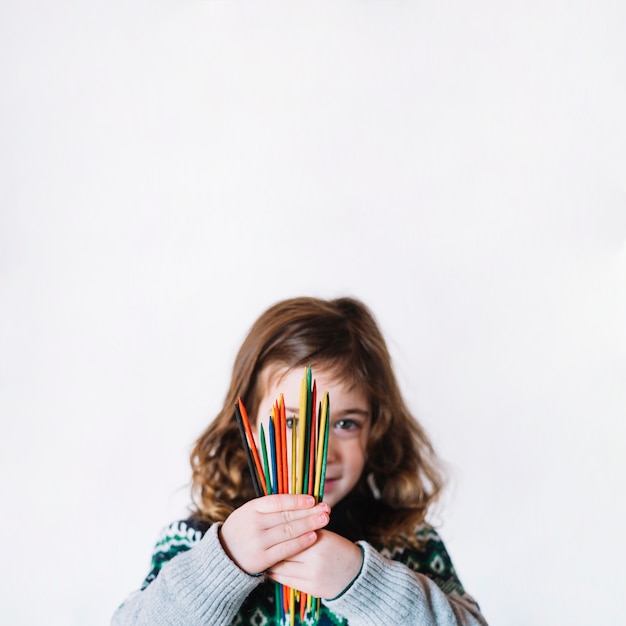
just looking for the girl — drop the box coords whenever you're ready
[112,297,488,625]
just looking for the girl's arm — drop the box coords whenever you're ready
[269,529,487,626]
[325,539,488,626]
[111,523,262,626]
[112,495,329,626]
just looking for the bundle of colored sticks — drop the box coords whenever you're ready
[235,366,330,625]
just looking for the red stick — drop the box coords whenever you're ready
[308,381,317,495]
[280,395,289,493]
[274,401,282,494]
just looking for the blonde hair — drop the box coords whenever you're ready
[189,297,444,542]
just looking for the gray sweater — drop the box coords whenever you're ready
[112,522,488,625]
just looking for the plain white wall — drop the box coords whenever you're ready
[1,2,625,625]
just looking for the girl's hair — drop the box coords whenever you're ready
[189,296,445,542]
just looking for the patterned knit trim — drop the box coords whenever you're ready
[376,525,467,597]
[140,520,204,590]
[232,582,348,626]
[140,519,470,619]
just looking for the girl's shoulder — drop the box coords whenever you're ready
[140,518,211,590]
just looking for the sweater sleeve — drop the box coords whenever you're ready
[324,539,488,626]
[111,522,263,626]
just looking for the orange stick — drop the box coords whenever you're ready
[237,398,267,495]
[300,591,307,622]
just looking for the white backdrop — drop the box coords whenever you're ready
[1,2,625,625]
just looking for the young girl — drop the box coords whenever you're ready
[112,297,488,625]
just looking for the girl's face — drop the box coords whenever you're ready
[254,366,371,507]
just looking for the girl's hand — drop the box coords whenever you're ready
[267,530,363,599]
[219,494,330,575]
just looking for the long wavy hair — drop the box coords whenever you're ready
[189,296,445,543]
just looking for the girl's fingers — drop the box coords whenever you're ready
[261,507,329,547]
[253,493,317,513]
[266,531,364,599]
[263,529,319,565]
[259,502,330,530]
[252,494,330,537]
[219,495,329,574]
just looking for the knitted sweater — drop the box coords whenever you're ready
[112,509,487,626]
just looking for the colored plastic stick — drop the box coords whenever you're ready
[319,394,331,501]
[260,424,271,495]
[269,415,278,494]
[237,398,267,495]
[297,369,307,493]
[291,409,297,494]
[234,404,262,497]
[273,403,282,494]
[280,395,288,494]
[308,380,317,495]
[274,582,282,624]
[314,393,329,499]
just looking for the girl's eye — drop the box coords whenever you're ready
[331,418,364,438]
[286,416,298,429]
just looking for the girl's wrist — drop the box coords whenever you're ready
[218,522,266,577]
[328,543,365,600]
